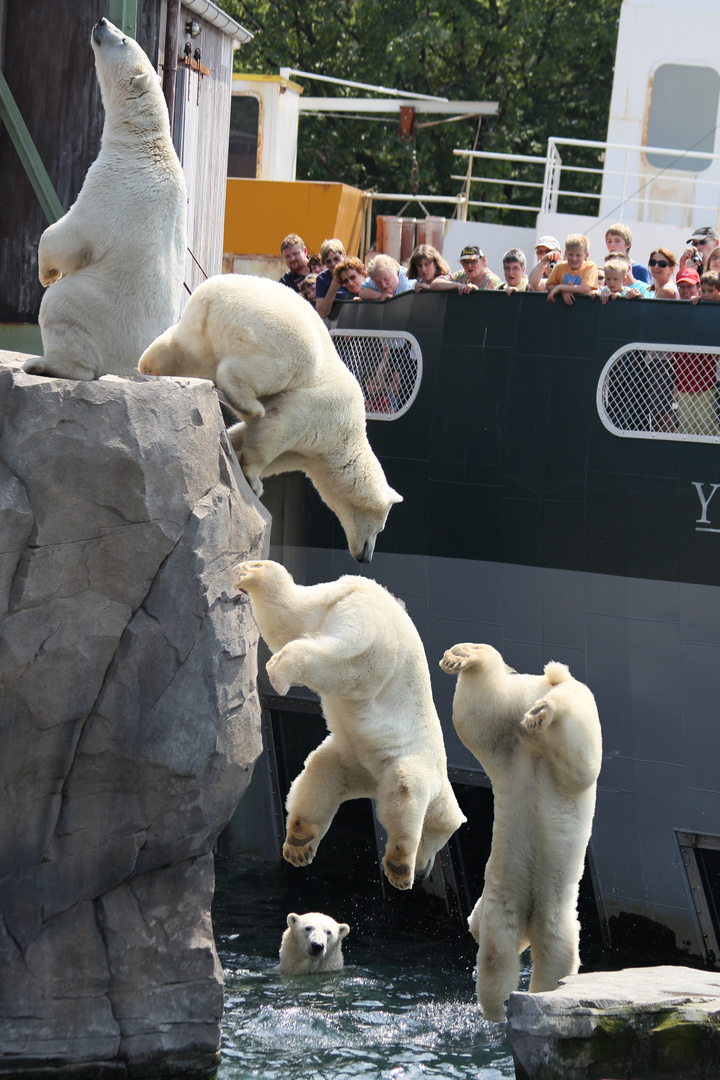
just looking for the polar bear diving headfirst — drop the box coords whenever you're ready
[440,643,602,1022]
[234,560,465,890]
[139,274,403,562]
[23,18,186,382]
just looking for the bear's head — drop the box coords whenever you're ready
[91,18,170,140]
[333,486,403,564]
[286,912,350,959]
[233,560,291,599]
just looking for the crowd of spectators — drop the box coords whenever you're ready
[279,224,720,310]
[277,224,720,433]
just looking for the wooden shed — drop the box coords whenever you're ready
[0,0,251,350]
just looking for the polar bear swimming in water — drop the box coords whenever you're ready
[140,274,402,562]
[234,559,465,889]
[23,18,186,381]
[440,642,602,1021]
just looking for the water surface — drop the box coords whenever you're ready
[214,856,521,1080]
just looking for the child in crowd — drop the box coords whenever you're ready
[605,223,651,285]
[596,266,606,289]
[598,258,629,302]
[363,373,393,413]
[298,274,317,302]
[307,253,322,274]
[691,271,720,303]
[546,234,598,305]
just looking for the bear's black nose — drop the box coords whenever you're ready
[310,942,324,955]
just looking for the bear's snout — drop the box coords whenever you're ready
[308,940,325,956]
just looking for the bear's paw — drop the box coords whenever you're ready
[522,697,555,732]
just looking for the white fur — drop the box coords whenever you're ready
[235,560,466,890]
[277,912,350,975]
[23,18,186,381]
[439,643,602,1021]
[139,274,402,562]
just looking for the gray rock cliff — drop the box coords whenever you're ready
[0,354,270,1077]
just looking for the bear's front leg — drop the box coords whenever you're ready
[37,215,94,287]
[266,644,304,697]
[522,696,557,733]
[439,642,486,676]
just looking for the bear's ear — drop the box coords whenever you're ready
[130,71,152,94]
[287,913,300,928]
[338,923,350,939]
[388,487,403,505]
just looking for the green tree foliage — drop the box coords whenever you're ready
[219,0,622,223]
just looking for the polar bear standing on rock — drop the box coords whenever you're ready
[234,560,465,889]
[139,274,402,563]
[277,912,350,974]
[439,643,602,1022]
[23,18,186,381]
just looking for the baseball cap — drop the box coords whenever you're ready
[535,235,560,251]
[687,226,719,244]
[459,245,483,261]
[676,268,701,284]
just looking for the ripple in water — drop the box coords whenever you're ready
[219,952,520,1079]
[214,856,525,1080]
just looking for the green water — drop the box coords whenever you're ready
[213,857,522,1080]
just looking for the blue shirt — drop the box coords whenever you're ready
[315,268,348,301]
[360,267,414,297]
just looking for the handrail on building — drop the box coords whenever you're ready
[453,137,720,219]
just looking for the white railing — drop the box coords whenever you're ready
[453,137,720,221]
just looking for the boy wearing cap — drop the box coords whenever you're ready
[676,268,702,301]
[545,234,598,305]
[431,245,501,292]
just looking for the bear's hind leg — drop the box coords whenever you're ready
[474,897,525,1022]
[414,786,466,877]
[527,909,580,993]
[376,763,432,891]
[284,736,374,867]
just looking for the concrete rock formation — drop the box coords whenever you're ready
[0,355,270,1077]
[507,965,720,1080]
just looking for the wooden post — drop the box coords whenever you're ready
[163,0,181,125]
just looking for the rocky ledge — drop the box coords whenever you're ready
[507,964,720,1080]
[0,355,270,1078]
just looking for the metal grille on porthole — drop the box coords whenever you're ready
[597,343,720,442]
[330,330,423,420]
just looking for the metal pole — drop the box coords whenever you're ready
[163,0,181,125]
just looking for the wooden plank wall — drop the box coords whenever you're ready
[174,7,233,294]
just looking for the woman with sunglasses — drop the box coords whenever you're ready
[629,248,677,299]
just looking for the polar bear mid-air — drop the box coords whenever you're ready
[23,18,186,381]
[139,274,402,562]
[440,643,602,1021]
[234,560,465,889]
[277,912,350,974]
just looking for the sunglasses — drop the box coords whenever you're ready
[693,238,713,246]
[461,257,480,265]
[648,258,670,268]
